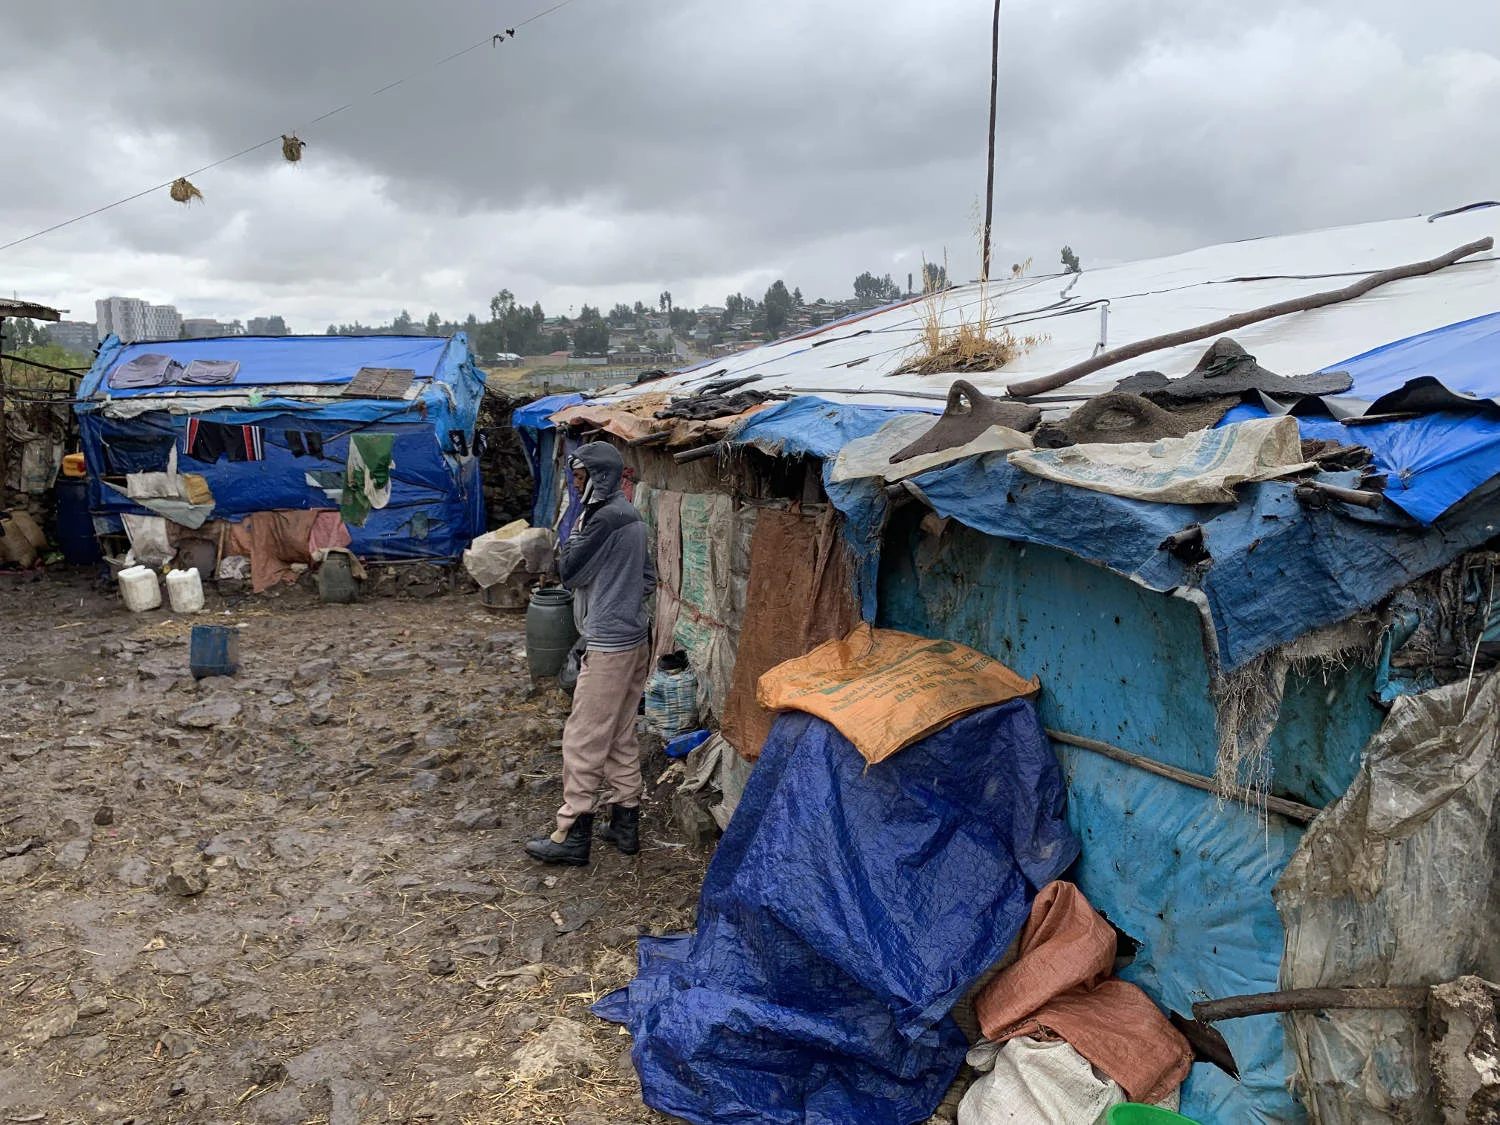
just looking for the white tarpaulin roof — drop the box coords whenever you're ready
[594,204,1500,411]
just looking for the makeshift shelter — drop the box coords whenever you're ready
[74,334,486,570]
[516,205,1500,1123]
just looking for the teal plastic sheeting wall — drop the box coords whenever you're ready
[878,509,1387,1123]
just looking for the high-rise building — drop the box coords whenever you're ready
[96,296,145,343]
[44,321,99,356]
[95,296,182,343]
[143,304,182,342]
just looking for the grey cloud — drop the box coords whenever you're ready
[1,0,1496,327]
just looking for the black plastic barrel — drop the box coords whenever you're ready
[525,586,579,679]
[55,478,100,565]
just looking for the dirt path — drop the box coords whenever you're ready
[0,569,706,1124]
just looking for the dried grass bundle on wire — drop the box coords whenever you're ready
[281,134,306,163]
[169,177,203,205]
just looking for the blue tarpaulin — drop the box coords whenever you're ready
[877,521,1338,1123]
[903,459,1500,672]
[706,393,1500,672]
[511,394,585,528]
[1221,311,1500,523]
[75,335,487,561]
[595,703,1079,1125]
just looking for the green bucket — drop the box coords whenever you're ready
[1106,1106,1202,1125]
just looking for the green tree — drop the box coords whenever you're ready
[1060,245,1082,274]
[763,280,793,338]
[922,263,949,294]
[792,287,804,306]
[425,312,442,336]
[608,303,634,327]
[547,330,569,352]
[392,309,414,334]
[659,290,672,313]
[572,305,609,355]
[0,317,44,349]
[853,271,901,302]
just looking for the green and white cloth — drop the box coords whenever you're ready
[340,433,395,527]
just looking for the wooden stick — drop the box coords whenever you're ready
[1193,987,1428,1024]
[1045,728,1321,823]
[1295,481,1384,511]
[1006,237,1494,397]
[672,441,725,464]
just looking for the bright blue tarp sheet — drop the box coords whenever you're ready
[1222,311,1500,523]
[595,703,1079,1125]
[75,335,487,560]
[511,394,586,528]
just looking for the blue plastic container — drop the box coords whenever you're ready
[190,625,240,679]
[54,478,100,565]
[664,729,712,759]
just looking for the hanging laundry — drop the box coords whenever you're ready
[185,419,265,463]
[341,434,395,527]
[285,431,325,458]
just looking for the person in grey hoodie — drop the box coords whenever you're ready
[526,441,656,866]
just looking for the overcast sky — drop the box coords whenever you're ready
[2,0,1497,332]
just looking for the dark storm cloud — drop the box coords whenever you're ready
[1,0,1496,327]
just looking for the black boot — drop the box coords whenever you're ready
[525,814,593,866]
[597,804,640,856]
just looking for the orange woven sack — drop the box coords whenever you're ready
[757,623,1039,764]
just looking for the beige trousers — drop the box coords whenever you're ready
[555,642,653,834]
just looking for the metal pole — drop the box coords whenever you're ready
[0,317,8,509]
[980,0,1001,282]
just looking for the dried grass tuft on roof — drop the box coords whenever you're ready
[897,273,1047,377]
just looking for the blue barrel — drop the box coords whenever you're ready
[190,625,240,679]
[55,478,100,565]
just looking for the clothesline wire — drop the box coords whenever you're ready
[0,0,589,257]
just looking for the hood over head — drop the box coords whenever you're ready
[571,441,625,500]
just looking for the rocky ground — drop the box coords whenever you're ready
[0,568,709,1125]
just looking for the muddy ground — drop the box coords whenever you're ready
[0,568,709,1125]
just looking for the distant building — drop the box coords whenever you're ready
[247,316,289,337]
[95,296,182,343]
[181,318,242,339]
[45,321,98,356]
[144,305,182,341]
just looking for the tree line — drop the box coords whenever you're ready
[319,246,1083,361]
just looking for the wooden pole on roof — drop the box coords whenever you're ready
[980,0,1001,282]
[1005,236,1496,397]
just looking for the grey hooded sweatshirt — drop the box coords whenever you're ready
[561,442,655,652]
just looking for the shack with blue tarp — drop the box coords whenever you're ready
[516,207,1500,1124]
[74,333,487,565]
